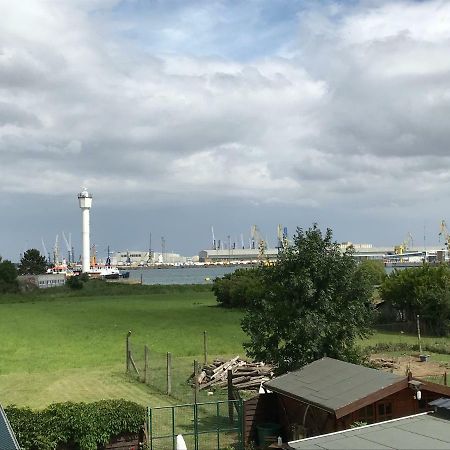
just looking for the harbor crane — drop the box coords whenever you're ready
[62,231,72,263]
[277,224,289,250]
[41,238,50,263]
[251,225,267,258]
[394,232,413,255]
[439,220,450,248]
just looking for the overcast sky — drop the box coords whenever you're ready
[1,0,450,261]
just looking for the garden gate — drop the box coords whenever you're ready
[148,399,243,450]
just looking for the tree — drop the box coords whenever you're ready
[356,259,386,287]
[212,267,264,308]
[18,248,48,275]
[0,256,19,293]
[241,225,374,374]
[380,265,450,336]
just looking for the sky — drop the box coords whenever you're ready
[1,0,450,261]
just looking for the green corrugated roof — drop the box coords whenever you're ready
[264,357,405,414]
[0,405,21,450]
[288,413,450,449]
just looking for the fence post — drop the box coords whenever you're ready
[167,352,172,395]
[194,360,199,404]
[228,369,234,423]
[144,345,149,384]
[126,331,131,373]
[203,331,208,364]
[445,371,448,386]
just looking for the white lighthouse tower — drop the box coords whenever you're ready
[78,187,93,273]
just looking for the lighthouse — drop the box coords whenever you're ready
[78,188,93,273]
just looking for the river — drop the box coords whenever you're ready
[128,266,240,285]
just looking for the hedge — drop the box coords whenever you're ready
[5,399,146,450]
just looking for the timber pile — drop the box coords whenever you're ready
[193,356,274,391]
[371,357,399,370]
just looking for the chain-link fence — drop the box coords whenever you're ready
[148,400,243,450]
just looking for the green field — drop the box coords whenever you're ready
[0,282,245,408]
[1,281,449,409]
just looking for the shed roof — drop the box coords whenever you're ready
[0,404,21,450]
[288,413,450,449]
[264,357,406,418]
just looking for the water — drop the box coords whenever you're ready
[128,263,410,285]
[128,266,240,285]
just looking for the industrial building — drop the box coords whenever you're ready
[198,243,445,265]
[111,251,191,267]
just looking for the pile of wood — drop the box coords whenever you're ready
[193,356,274,392]
[371,357,399,371]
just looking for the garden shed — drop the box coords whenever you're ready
[243,357,450,445]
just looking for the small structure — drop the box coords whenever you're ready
[0,404,20,450]
[288,412,450,449]
[243,357,450,444]
[19,273,66,289]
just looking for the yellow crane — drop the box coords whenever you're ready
[394,232,413,255]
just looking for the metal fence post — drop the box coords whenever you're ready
[167,352,172,395]
[144,345,149,384]
[126,331,131,372]
[194,402,199,450]
[194,360,199,404]
[172,406,176,450]
[203,330,208,364]
[148,407,152,450]
[228,369,234,423]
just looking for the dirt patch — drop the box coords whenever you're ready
[370,354,450,377]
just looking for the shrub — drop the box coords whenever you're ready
[5,399,146,450]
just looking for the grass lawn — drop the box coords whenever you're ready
[1,281,449,408]
[0,282,245,408]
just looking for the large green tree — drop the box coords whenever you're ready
[18,248,48,275]
[380,264,450,336]
[0,256,19,293]
[241,225,374,374]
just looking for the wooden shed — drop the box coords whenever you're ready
[243,357,450,445]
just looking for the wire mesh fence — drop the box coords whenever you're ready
[127,338,230,404]
[416,373,449,386]
[148,400,243,450]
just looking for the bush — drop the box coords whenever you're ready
[212,267,264,308]
[5,400,146,450]
[66,275,84,290]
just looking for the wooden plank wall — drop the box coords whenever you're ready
[243,393,278,446]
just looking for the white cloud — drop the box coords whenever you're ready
[1,0,450,255]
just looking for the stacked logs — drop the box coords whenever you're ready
[193,356,274,392]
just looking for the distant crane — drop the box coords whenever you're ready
[439,220,450,248]
[53,234,60,264]
[41,238,51,263]
[211,226,216,250]
[251,225,267,259]
[147,232,153,264]
[394,232,414,255]
[62,231,72,264]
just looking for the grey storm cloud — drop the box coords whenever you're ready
[2,0,450,258]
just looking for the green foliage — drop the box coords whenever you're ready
[66,275,84,290]
[5,400,145,450]
[241,224,374,374]
[357,259,386,287]
[380,264,450,336]
[0,256,19,293]
[212,267,264,308]
[18,248,48,275]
